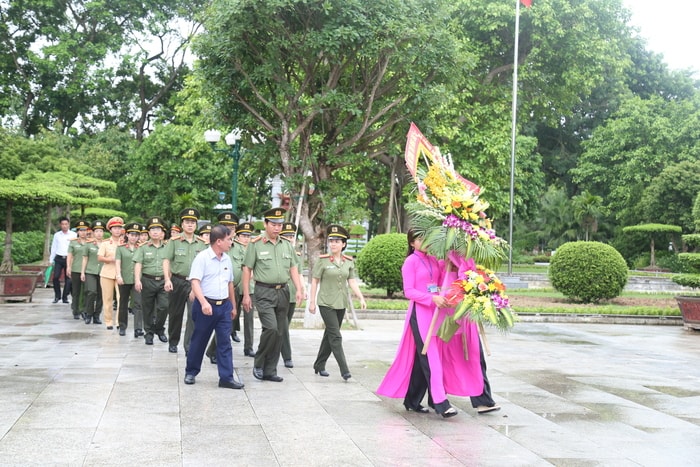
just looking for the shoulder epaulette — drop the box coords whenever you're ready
[343,254,354,261]
[250,236,263,243]
[170,234,181,241]
[319,254,330,259]
[280,236,291,242]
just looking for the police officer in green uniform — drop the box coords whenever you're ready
[134,216,169,345]
[67,220,90,320]
[279,222,303,368]
[205,211,239,363]
[163,208,207,353]
[81,220,105,324]
[309,225,366,380]
[242,208,305,382]
[116,222,145,337]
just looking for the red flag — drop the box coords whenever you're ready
[521,0,532,6]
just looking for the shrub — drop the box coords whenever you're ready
[355,233,407,298]
[548,241,628,303]
[532,255,550,263]
[0,231,45,265]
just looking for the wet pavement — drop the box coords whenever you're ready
[1,287,700,466]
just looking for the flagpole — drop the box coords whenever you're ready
[507,0,522,276]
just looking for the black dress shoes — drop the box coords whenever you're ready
[169,345,177,353]
[284,359,294,368]
[73,315,81,320]
[93,317,102,325]
[106,326,113,330]
[119,328,126,336]
[184,374,195,385]
[52,298,60,303]
[232,332,241,343]
[134,329,144,338]
[253,367,264,380]
[404,404,430,414]
[262,375,283,382]
[145,334,154,345]
[209,356,217,364]
[315,369,329,377]
[157,332,168,343]
[219,379,244,389]
[244,349,256,357]
[342,372,352,381]
[62,299,69,304]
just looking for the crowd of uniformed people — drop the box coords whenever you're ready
[49,207,365,389]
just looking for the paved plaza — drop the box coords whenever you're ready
[1,287,700,466]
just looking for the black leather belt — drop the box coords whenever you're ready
[256,282,287,289]
[55,255,67,259]
[142,273,164,281]
[171,273,188,281]
[206,298,227,306]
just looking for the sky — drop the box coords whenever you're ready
[622,0,700,75]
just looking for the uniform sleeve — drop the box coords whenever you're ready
[243,242,256,269]
[97,241,107,257]
[133,247,144,263]
[402,255,435,307]
[312,259,324,280]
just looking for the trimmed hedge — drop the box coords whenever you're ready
[549,241,628,303]
[0,231,45,265]
[355,233,407,298]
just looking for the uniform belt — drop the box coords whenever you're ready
[142,273,164,281]
[206,297,227,306]
[55,255,67,259]
[256,282,287,290]
[171,273,188,281]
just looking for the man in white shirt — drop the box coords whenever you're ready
[49,217,77,304]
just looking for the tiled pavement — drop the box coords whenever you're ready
[1,287,700,466]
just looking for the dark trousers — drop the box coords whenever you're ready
[313,306,349,374]
[186,299,234,383]
[118,283,143,331]
[206,291,244,358]
[254,286,289,377]
[84,273,103,318]
[242,293,255,353]
[280,301,296,361]
[141,277,168,336]
[53,256,71,301]
[470,340,496,408]
[404,306,450,414]
[167,276,191,346]
[70,271,84,316]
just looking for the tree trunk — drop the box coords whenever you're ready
[650,237,656,267]
[1,201,14,273]
[42,205,52,265]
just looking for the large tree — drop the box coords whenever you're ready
[195,0,461,260]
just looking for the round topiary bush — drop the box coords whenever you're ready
[549,241,628,303]
[355,233,407,297]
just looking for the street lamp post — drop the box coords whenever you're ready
[205,129,243,213]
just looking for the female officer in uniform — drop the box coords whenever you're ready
[309,225,366,380]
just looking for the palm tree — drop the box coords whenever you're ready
[572,190,605,241]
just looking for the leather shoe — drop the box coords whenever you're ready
[244,349,256,357]
[342,372,352,381]
[93,317,102,325]
[169,345,177,353]
[52,298,60,303]
[209,355,217,364]
[184,374,195,385]
[262,374,283,382]
[62,299,69,304]
[405,404,430,414]
[232,332,241,343]
[84,314,92,324]
[441,407,459,418]
[315,369,329,377]
[73,314,81,320]
[157,333,168,343]
[284,359,294,368]
[218,379,244,389]
[106,326,113,330]
[145,334,154,345]
[119,328,126,336]
[252,367,264,380]
[134,329,144,337]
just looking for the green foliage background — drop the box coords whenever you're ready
[356,233,407,298]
